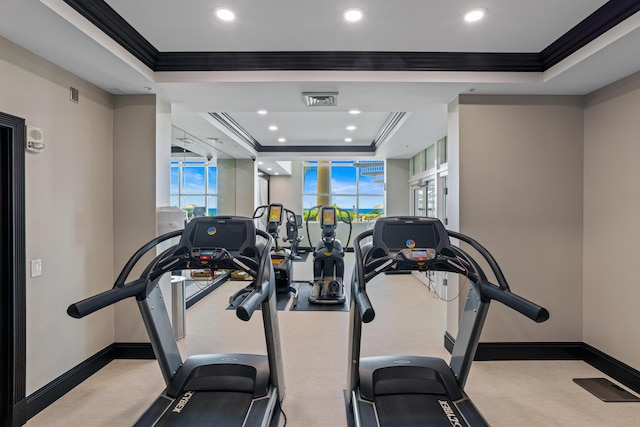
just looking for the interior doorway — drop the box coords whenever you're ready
[0,111,27,426]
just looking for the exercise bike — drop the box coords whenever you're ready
[305,205,352,304]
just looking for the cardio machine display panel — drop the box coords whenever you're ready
[191,220,249,252]
[321,208,336,226]
[268,204,283,223]
[381,223,439,251]
[373,217,451,255]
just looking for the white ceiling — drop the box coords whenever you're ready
[3,0,640,175]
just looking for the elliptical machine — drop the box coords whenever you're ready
[253,203,302,294]
[305,205,352,304]
[230,204,300,308]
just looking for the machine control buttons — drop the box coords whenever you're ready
[397,248,437,261]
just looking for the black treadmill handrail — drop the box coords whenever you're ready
[352,221,549,324]
[479,281,549,323]
[69,230,185,319]
[236,229,274,321]
[449,245,487,283]
[353,228,375,323]
[69,223,273,321]
[114,229,184,288]
[141,244,181,282]
[67,278,147,319]
[447,229,510,291]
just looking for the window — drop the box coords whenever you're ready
[170,161,217,219]
[303,160,384,221]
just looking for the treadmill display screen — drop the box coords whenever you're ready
[381,223,439,252]
[412,250,428,258]
[268,205,282,223]
[192,221,248,252]
[322,208,335,226]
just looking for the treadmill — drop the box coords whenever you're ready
[67,216,285,426]
[346,216,549,426]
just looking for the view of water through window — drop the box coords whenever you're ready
[303,160,384,221]
[170,161,217,218]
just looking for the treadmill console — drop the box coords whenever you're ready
[398,248,437,261]
[370,217,451,269]
[176,216,258,267]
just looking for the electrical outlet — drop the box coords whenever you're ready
[31,259,42,277]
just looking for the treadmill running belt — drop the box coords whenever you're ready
[375,394,469,427]
[156,391,254,426]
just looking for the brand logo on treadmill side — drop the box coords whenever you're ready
[207,226,216,236]
[173,390,194,413]
[438,400,464,427]
[406,239,416,248]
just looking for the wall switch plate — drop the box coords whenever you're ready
[31,259,42,277]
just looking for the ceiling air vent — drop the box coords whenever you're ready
[303,92,338,107]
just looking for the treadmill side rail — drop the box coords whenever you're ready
[261,280,286,402]
[242,389,279,427]
[138,284,183,387]
[352,390,378,427]
[449,283,490,388]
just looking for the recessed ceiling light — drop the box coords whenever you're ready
[344,8,363,22]
[275,172,279,175]
[269,125,278,131]
[345,138,353,142]
[278,137,286,143]
[257,109,268,115]
[258,161,264,165]
[267,167,272,171]
[215,8,235,21]
[346,125,357,131]
[349,109,362,115]
[464,8,487,22]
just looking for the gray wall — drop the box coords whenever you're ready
[453,95,585,342]
[235,159,257,217]
[0,37,116,394]
[269,162,304,246]
[386,159,411,217]
[216,158,258,217]
[113,94,171,342]
[583,71,640,369]
[217,159,237,216]
[270,161,303,212]
[446,98,462,335]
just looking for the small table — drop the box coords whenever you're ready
[171,275,187,340]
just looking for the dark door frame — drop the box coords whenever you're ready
[1,112,27,426]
